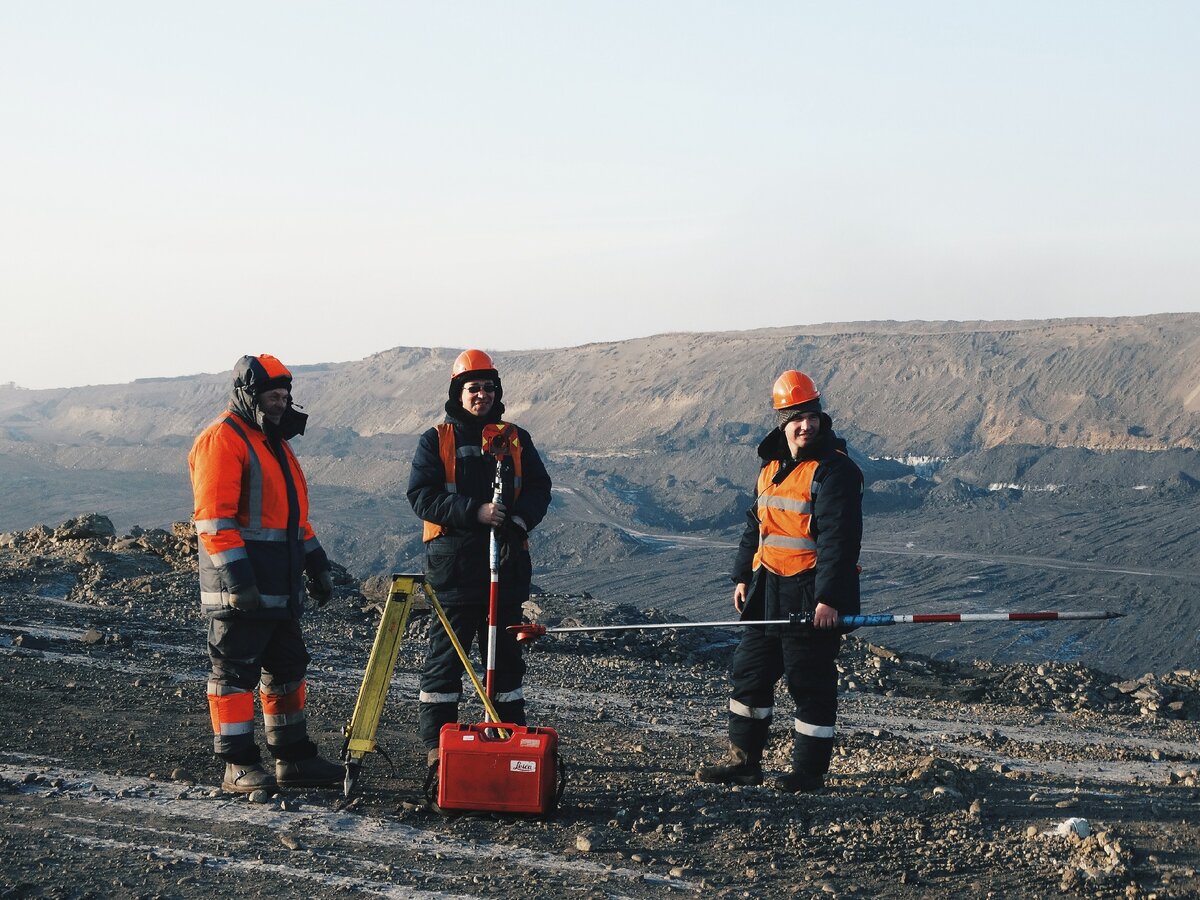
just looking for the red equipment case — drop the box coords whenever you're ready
[436,722,559,814]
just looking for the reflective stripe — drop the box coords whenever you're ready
[240,528,289,542]
[730,698,773,720]
[419,691,462,704]
[303,537,322,554]
[443,483,457,493]
[761,534,817,550]
[456,445,483,458]
[494,687,524,703]
[207,682,246,696]
[200,591,291,609]
[208,690,254,736]
[260,679,305,697]
[195,517,241,534]
[758,495,812,514]
[794,719,836,739]
[221,416,265,531]
[207,546,249,567]
[264,711,306,727]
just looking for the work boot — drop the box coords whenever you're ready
[423,748,444,813]
[222,761,277,794]
[696,746,763,786]
[276,755,343,788]
[774,771,824,793]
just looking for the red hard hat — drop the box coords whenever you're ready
[451,349,495,379]
[772,370,820,409]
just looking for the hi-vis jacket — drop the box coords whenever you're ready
[751,458,821,576]
[732,422,863,615]
[189,413,324,618]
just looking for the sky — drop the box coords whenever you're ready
[2,2,1197,390]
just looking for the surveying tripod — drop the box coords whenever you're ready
[340,572,504,798]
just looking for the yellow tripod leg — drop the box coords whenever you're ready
[340,576,509,798]
[424,585,504,728]
[340,573,423,797]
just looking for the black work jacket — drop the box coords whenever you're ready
[407,408,551,603]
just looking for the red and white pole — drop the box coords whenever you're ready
[485,475,502,704]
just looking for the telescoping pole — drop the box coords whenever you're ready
[509,609,1123,642]
[481,423,517,701]
[485,464,503,700]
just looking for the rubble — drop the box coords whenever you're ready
[0,515,1197,899]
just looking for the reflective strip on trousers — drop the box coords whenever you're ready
[261,681,307,744]
[794,718,836,739]
[494,687,524,703]
[419,691,462,704]
[730,698,773,720]
[208,691,254,735]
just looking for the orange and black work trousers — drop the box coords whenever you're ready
[206,616,315,764]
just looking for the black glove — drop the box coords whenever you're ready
[229,584,263,613]
[497,520,528,567]
[307,570,334,608]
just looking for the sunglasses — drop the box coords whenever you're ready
[464,382,496,394]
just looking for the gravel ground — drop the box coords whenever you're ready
[1,517,1198,899]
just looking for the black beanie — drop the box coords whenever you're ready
[777,397,822,428]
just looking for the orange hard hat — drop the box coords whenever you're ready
[451,349,495,379]
[772,370,820,410]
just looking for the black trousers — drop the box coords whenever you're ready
[727,622,842,776]
[418,600,527,749]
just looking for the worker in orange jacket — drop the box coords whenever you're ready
[189,354,343,793]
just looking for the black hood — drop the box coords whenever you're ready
[229,384,308,440]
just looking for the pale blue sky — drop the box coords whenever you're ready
[2,2,1197,389]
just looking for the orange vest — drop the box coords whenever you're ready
[751,458,819,577]
[422,422,524,542]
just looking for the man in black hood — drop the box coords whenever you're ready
[697,369,863,793]
[407,349,552,772]
[189,354,343,793]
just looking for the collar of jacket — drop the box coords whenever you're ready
[442,398,506,435]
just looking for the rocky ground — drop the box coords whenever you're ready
[1,515,1199,899]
